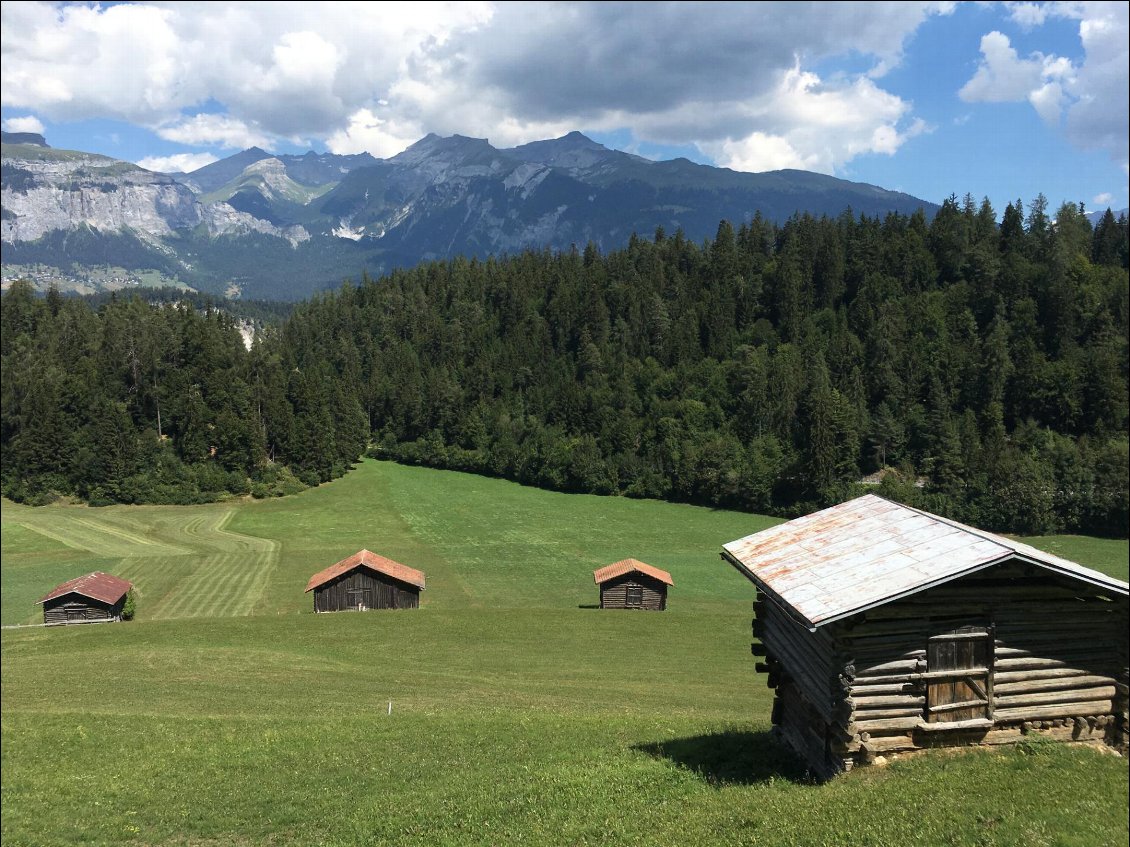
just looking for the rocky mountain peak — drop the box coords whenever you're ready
[507,131,645,171]
[1,131,48,147]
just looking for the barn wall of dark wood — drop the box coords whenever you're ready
[313,567,420,612]
[756,593,835,722]
[599,573,667,610]
[42,594,122,625]
[755,559,1129,775]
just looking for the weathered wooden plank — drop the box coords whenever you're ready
[852,693,925,709]
[994,701,1114,722]
[994,686,1116,709]
[853,655,925,676]
[847,681,914,696]
[993,667,1094,684]
[851,715,922,733]
[994,675,1116,695]
[995,655,1120,671]
[847,706,922,720]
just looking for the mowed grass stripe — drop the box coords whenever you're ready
[146,554,234,620]
[169,554,246,619]
[69,515,192,554]
[209,556,267,618]
[227,553,279,617]
[17,516,184,558]
[160,551,275,620]
[211,510,277,553]
[91,510,283,621]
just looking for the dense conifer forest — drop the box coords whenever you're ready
[2,195,1127,535]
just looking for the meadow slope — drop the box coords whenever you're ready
[2,460,1127,846]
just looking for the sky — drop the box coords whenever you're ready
[1,1,1127,216]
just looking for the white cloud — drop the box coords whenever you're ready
[325,108,417,158]
[0,1,950,171]
[960,4,1128,173]
[1028,82,1067,123]
[959,31,1073,104]
[136,152,219,173]
[1005,2,1053,29]
[1093,191,1113,205]
[1064,4,1129,173]
[156,114,274,150]
[719,133,808,172]
[2,115,44,134]
[703,67,929,174]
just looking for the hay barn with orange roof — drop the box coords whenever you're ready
[306,550,425,612]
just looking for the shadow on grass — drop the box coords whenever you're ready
[576,604,601,609]
[633,729,813,786]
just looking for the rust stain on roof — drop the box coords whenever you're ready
[594,558,673,586]
[723,494,1128,628]
[305,550,426,593]
[38,572,132,605]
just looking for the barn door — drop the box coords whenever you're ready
[625,585,643,607]
[346,588,371,611]
[65,605,86,623]
[925,628,993,724]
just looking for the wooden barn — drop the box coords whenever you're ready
[306,549,425,613]
[38,572,132,625]
[594,559,672,610]
[722,494,1129,779]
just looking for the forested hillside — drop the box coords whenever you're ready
[3,196,1127,535]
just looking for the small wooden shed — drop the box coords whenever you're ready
[306,549,425,613]
[722,494,1129,778]
[38,572,132,625]
[594,559,673,610]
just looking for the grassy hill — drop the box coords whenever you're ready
[2,460,1127,846]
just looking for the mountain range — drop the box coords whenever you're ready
[2,129,941,300]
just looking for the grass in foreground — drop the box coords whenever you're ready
[2,460,1127,846]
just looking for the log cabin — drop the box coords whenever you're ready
[38,572,132,625]
[594,559,672,610]
[721,494,1129,779]
[306,549,425,612]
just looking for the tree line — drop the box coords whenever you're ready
[2,196,1127,535]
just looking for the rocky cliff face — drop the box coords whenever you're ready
[1,149,203,241]
[1,139,308,245]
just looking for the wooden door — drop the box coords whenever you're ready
[926,629,992,724]
[625,585,643,607]
[346,588,371,610]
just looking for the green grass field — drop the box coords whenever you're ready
[2,460,1128,846]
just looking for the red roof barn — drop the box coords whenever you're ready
[594,558,673,610]
[38,572,133,625]
[306,550,425,612]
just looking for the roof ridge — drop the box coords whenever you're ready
[722,494,1127,629]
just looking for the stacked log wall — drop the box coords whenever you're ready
[831,562,1128,763]
[599,574,667,610]
[754,593,848,777]
[754,560,1128,774]
[42,595,121,625]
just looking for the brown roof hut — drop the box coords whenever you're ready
[38,572,132,625]
[722,494,1129,779]
[306,550,425,613]
[594,559,673,610]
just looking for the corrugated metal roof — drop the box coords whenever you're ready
[305,550,426,593]
[722,494,1128,629]
[593,558,673,586]
[38,572,132,605]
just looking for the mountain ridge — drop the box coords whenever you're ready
[3,129,941,300]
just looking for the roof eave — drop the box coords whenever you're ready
[720,549,819,631]
[1009,553,1129,596]
[35,589,125,606]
